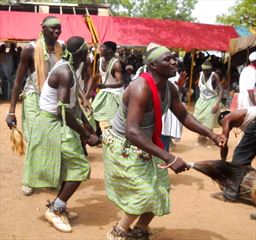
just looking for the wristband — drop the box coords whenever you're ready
[7,112,15,116]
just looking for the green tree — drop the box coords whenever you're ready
[216,0,256,29]
[132,0,197,21]
[62,0,197,21]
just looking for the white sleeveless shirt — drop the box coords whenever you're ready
[198,72,218,100]
[99,57,124,96]
[23,41,59,94]
[40,60,77,115]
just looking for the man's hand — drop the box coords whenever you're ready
[175,71,187,89]
[6,114,17,129]
[81,97,93,113]
[212,104,219,114]
[83,134,101,147]
[158,156,190,174]
[210,133,227,147]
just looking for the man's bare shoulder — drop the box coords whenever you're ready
[20,43,35,59]
[128,77,151,98]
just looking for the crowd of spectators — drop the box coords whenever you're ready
[0,42,22,100]
[0,42,248,108]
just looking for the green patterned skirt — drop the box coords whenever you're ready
[92,90,122,122]
[22,92,40,142]
[193,96,220,130]
[23,111,90,188]
[102,128,170,216]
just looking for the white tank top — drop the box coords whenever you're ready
[198,71,218,100]
[99,57,119,84]
[40,60,77,115]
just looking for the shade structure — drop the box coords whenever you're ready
[91,15,238,51]
[0,11,92,42]
[229,34,256,66]
[0,11,238,52]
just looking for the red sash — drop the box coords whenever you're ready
[140,72,164,149]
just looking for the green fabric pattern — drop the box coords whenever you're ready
[194,96,220,129]
[23,110,90,188]
[92,90,122,122]
[22,92,40,142]
[102,128,170,216]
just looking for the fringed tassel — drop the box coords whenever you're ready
[10,126,26,156]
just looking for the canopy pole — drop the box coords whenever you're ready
[85,8,100,77]
[187,50,195,106]
[227,51,231,94]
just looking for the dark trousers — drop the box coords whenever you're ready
[223,121,256,201]
[232,121,256,166]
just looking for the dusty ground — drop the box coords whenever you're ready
[0,101,255,240]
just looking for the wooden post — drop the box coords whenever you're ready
[188,50,195,106]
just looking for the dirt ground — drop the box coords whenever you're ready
[0,101,255,240]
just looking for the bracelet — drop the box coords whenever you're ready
[158,156,178,169]
[7,112,15,116]
[168,156,178,167]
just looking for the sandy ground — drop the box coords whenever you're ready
[0,101,255,240]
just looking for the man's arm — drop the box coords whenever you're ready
[248,89,256,106]
[56,68,99,146]
[97,60,123,89]
[85,58,99,99]
[124,79,188,173]
[6,45,33,128]
[220,109,247,160]
[212,73,223,114]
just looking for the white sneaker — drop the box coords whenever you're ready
[45,208,72,233]
[22,185,34,196]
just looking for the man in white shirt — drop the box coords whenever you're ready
[238,51,256,109]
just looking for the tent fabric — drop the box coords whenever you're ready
[0,11,238,51]
[234,26,252,37]
[0,11,92,42]
[230,34,256,56]
[91,15,238,51]
[229,34,256,66]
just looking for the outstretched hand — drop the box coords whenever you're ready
[211,133,227,147]
[158,156,190,174]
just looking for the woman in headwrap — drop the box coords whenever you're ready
[103,43,226,239]
[6,16,63,196]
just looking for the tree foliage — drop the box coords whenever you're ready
[64,0,198,21]
[1,0,198,21]
[133,0,197,21]
[216,0,256,29]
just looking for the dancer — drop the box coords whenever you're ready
[5,16,63,195]
[103,43,225,239]
[24,36,100,232]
